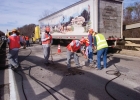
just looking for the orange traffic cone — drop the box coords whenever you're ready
[57,44,61,53]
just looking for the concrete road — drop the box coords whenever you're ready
[12,44,140,100]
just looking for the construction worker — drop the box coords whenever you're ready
[25,35,30,47]
[66,38,86,70]
[93,32,108,70]
[7,29,24,68]
[86,29,94,64]
[20,34,26,49]
[41,26,52,65]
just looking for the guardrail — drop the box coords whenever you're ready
[125,38,140,41]
[123,22,140,30]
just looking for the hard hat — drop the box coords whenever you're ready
[45,27,50,32]
[12,29,17,32]
[88,29,94,34]
[80,38,86,44]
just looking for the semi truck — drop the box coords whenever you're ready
[38,0,123,46]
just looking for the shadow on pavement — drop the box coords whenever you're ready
[13,47,140,100]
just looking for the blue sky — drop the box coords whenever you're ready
[0,0,139,33]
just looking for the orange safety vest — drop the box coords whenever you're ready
[67,40,80,52]
[85,38,89,46]
[42,34,52,44]
[9,36,20,49]
[25,36,29,40]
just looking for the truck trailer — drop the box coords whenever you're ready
[38,0,123,46]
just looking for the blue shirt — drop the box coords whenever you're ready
[88,34,93,46]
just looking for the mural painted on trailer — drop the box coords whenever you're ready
[40,4,91,34]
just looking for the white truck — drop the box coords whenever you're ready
[39,0,123,46]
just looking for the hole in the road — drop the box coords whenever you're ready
[116,65,129,73]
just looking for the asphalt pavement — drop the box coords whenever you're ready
[1,44,140,100]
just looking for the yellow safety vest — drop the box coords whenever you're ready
[95,34,108,50]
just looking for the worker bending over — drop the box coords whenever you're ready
[41,26,52,65]
[66,38,86,70]
[7,29,24,68]
[93,32,108,70]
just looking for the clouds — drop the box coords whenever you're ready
[0,0,139,33]
[0,0,80,33]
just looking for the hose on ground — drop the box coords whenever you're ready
[105,56,121,100]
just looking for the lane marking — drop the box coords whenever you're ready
[9,69,17,100]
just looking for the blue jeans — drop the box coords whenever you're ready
[26,40,30,47]
[7,49,19,67]
[67,50,79,69]
[87,46,93,63]
[42,45,50,63]
[97,47,108,69]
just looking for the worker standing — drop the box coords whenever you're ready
[7,29,24,68]
[66,38,86,70]
[87,29,94,64]
[21,34,26,49]
[41,26,52,65]
[25,35,30,47]
[93,32,108,70]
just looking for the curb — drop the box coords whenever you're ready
[9,69,17,100]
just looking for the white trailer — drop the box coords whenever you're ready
[39,0,123,46]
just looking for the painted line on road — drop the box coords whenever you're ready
[9,69,17,100]
[112,54,140,59]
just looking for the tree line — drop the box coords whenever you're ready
[123,1,140,39]
[0,24,36,38]
[17,24,36,38]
